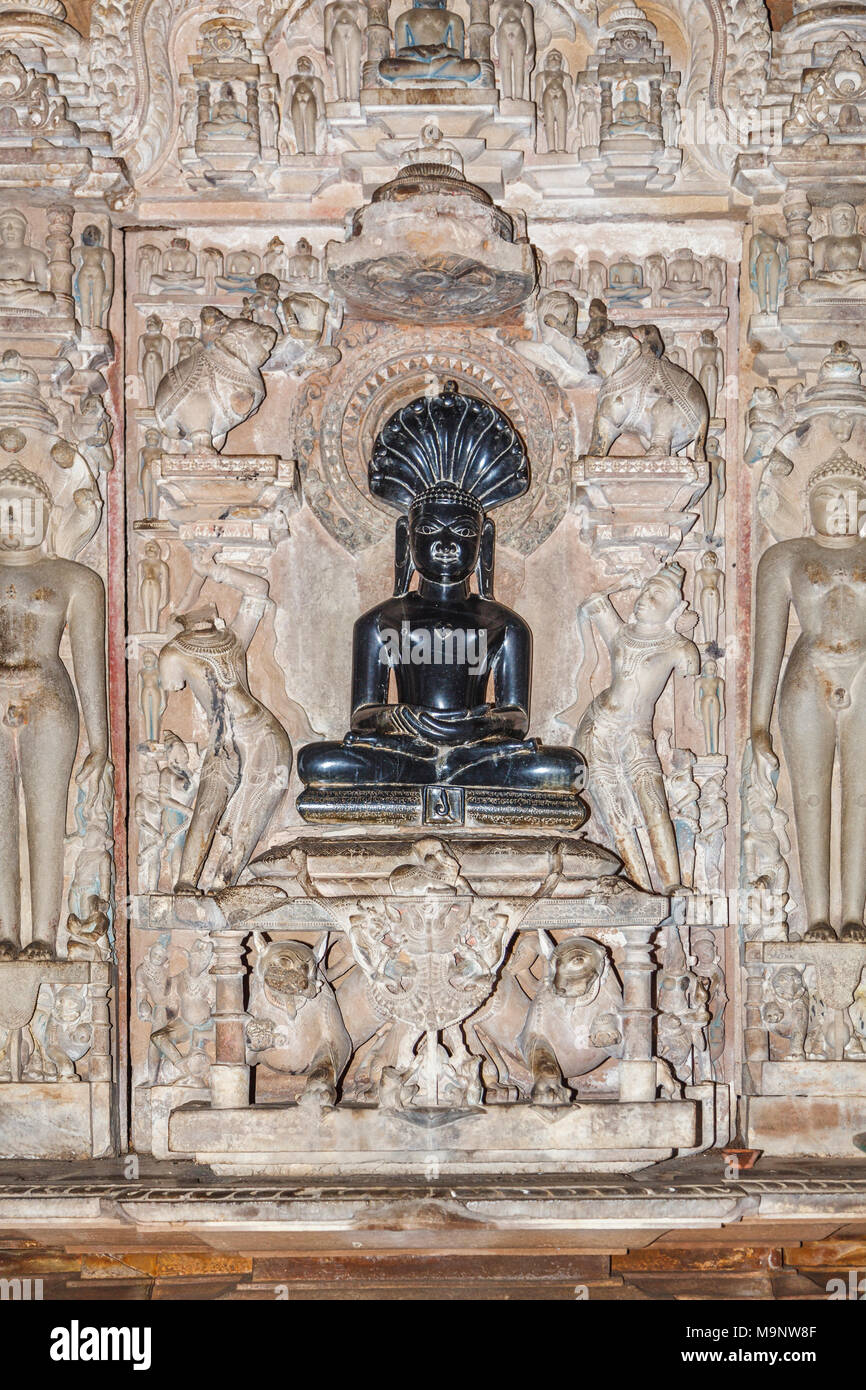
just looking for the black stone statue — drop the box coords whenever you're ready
[297,382,587,827]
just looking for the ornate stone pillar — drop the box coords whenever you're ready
[618,928,657,1102]
[209,926,249,1109]
[783,190,812,303]
[363,0,391,88]
[600,79,613,140]
[46,203,74,308]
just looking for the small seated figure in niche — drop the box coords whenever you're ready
[800,203,866,302]
[151,237,204,293]
[379,0,482,84]
[608,81,657,138]
[0,208,54,314]
[659,248,710,304]
[297,381,586,824]
[198,82,255,145]
[215,249,261,294]
[606,257,650,305]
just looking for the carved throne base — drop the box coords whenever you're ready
[296,784,590,829]
[132,833,710,1174]
[0,959,112,1159]
[744,939,866,1157]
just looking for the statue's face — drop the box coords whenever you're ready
[632,577,679,626]
[409,496,482,584]
[809,480,863,536]
[552,940,603,996]
[774,969,801,1001]
[831,205,857,236]
[0,215,24,249]
[0,485,49,552]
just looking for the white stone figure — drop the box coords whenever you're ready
[0,465,109,960]
[285,57,325,156]
[139,315,169,409]
[158,731,197,889]
[571,564,700,894]
[659,248,710,304]
[585,318,709,460]
[751,456,866,941]
[745,387,783,466]
[259,84,279,150]
[0,207,53,313]
[139,541,170,633]
[763,967,808,1060]
[147,939,215,1087]
[324,0,364,102]
[702,435,726,540]
[749,231,783,314]
[138,649,164,746]
[288,237,321,281]
[135,935,172,1086]
[493,0,535,101]
[845,968,866,1058]
[72,225,113,330]
[537,50,571,153]
[158,553,292,892]
[138,428,162,521]
[696,768,726,894]
[705,255,726,305]
[695,659,724,756]
[179,88,198,146]
[693,329,724,417]
[800,203,866,301]
[263,235,289,280]
[696,550,724,648]
[151,237,204,292]
[661,84,680,147]
[576,81,601,147]
[136,243,161,295]
[645,252,666,305]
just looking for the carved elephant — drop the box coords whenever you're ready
[586,322,709,460]
[154,309,277,452]
[244,935,351,1103]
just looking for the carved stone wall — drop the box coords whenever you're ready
[0,0,864,1170]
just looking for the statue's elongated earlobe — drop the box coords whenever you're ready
[477,516,496,597]
[394,515,414,595]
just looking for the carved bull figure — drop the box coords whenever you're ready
[586,321,709,460]
[155,309,277,452]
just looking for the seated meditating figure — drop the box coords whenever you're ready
[379,0,482,84]
[659,247,710,304]
[609,81,655,137]
[607,258,650,305]
[0,208,55,314]
[151,237,204,293]
[800,204,866,302]
[198,82,256,145]
[297,382,586,824]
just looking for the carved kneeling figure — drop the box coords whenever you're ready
[245,935,351,1105]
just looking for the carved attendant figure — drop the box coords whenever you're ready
[0,208,53,313]
[751,458,866,940]
[572,564,700,894]
[158,553,291,892]
[138,541,170,633]
[324,0,364,101]
[72,225,113,331]
[537,50,570,153]
[493,0,534,101]
[0,466,109,959]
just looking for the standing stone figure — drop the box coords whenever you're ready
[537,50,571,153]
[493,0,535,101]
[572,564,700,894]
[72,225,114,331]
[285,57,325,156]
[0,465,109,959]
[139,541,170,633]
[158,552,291,892]
[324,0,364,101]
[751,457,866,941]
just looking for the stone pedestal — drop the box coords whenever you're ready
[131,834,709,1173]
